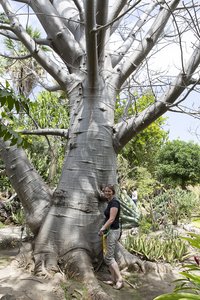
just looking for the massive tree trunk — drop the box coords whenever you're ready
[33,83,118,275]
[1,82,143,299]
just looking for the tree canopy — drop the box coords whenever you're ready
[156,140,200,188]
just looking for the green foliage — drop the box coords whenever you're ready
[140,188,199,231]
[0,82,29,147]
[15,90,69,185]
[156,140,200,188]
[116,93,168,174]
[134,166,160,200]
[0,87,68,185]
[153,233,200,300]
[138,187,199,233]
[118,163,161,204]
[0,13,9,24]
[154,293,200,299]
[60,281,89,300]
[124,231,188,263]
[11,209,25,225]
[139,215,156,233]
[2,26,47,97]
[143,188,198,228]
[30,90,69,129]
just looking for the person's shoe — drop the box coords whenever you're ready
[103,280,114,285]
[113,280,123,290]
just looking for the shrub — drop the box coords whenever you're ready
[148,188,197,227]
[124,231,188,263]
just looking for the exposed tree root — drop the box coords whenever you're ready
[116,242,145,272]
[12,242,148,300]
[61,249,113,300]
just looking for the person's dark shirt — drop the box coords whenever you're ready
[104,197,120,229]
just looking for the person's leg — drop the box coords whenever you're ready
[104,229,123,288]
[109,261,122,283]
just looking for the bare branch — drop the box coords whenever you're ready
[93,0,142,34]
[114,38,200,152]
[0,139,52,234]
[96,0,109,68]
[30,0,84,68]
[0,0,78,91]
[108,0,128,26]
[111,0,180,90]
[111,2,157,68]
[73,0,84,22]
[12,0,29,3]
[19,128,69,138]
[0,28,51,46]
[0,52,32,60]
[37,82,63,92]
[84,0,98,86]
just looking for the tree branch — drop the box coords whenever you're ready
[113,39,200,152]
[1,0,77,91]
[0,52,32,60]
[12,0,29,3]
[0,139,52,234]
[38,82,63,92]
[107,0,128,31]
[73,0,84,22]
[112,0,180,90]
[0,28,51,46]
[30,0,84,68]
[94,0,142,34]
[84,0,98,87]
[96,0,109,68]
[111,2,157,68]
[19,128,69,138]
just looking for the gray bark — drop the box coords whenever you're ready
[0,140,52,233]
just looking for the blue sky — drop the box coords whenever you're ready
[164,111,200,144]
[163,91,200,144]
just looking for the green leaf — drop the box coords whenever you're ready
[154,292,200,299]
[179,272,200,285]
[3,131,12,141]
[7,95,15,111]
[15,101,20,113]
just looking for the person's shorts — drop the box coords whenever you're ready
[104,228,120,265]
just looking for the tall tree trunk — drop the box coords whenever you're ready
[33,82,117,266]
[0,82,138,299]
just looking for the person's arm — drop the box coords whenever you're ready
[99,207,118,236]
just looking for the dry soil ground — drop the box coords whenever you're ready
[0,226,183,300]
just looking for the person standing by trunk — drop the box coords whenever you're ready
[98,184,123,290]
[131,188,138,206]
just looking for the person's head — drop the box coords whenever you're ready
[104,184,115,201]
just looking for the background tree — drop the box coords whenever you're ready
[156,140,200,188]
[0,1,200,299]
[1,26,47,97]
[116,93,168,174]
[16,90,69,185]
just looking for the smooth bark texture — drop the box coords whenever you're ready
[0,1,200,298]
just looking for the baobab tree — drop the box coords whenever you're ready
[0,0,200,299]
